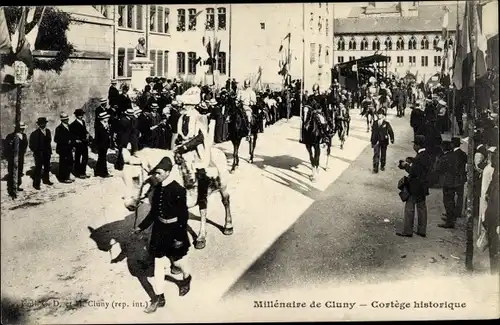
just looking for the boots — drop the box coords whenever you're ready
[178,275,192,296]
[144,294,166,313]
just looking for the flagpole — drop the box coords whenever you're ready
[299,2,305,142]
[213,5,217,86]
[465,0,477,272]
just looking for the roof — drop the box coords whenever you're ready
[335,54,390,68]
[335,4,465,34]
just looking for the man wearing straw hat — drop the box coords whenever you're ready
[5,122,28,197]
[94,111,113,178]
[29,117,54,190]
[54,112,75,184]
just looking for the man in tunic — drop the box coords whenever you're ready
[133,156,192,313]
[236,79,256,140]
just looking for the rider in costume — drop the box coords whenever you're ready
[236,79,257,141]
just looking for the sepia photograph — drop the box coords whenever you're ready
[0,1,499,323]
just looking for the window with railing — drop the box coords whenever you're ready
[337,37,345,51]
[218,7,226,30]
[372,37,380,51]
[360,37,369,51]
[188,8,197,30]
[396,37,405,50]
[177,52,186,74]
[420,36,429,49]
[177,9,186,31]
[188,52,197,74]
[349,56,355,61]
[206,8,215,30]
[118,5,143,30]
[217,52,227,74]
[348,37,356,50]
[421,56,428,67]
[338,56,344,63]
[385,37,392,50]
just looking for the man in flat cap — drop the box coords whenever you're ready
[5,122,28,197]
[370,108,395,173]
[397,135,433,237]
[29,117,54,190]
[133,156,192,313]
[94,111,112,178]
[54,112,75,183]
[70,109,92,179]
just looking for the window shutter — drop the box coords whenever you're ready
[126,48,134,77]
[157,51,163,76]
[158,7,164,33]
[136,5,143,30]
[150,50,156,76]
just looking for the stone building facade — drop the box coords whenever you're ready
[333,1,464,83]
[0,6,113,138]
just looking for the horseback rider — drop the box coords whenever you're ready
[236,79,257,141]
[309,83,333,135]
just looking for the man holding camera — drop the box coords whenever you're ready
[397,135,433,237]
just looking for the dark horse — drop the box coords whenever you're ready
[226,94,264,172]
[302,104,332,182]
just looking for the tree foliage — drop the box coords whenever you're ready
[2,6,75,73]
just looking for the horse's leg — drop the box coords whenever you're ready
[325,138,331,171]
[194,169,210,249]
[230,138,240,173]
[366,116,370,132]
[312,143,320,181]
[220,186,233,235]
[249,133,258,163]
[306,144,314,169]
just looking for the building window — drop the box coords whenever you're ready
[164,8,170,33]
[118,6,125,27]
[325,19,329,37]
[177,52,186,74]
[118,5,143,30]
[338,56,344,63]
[349,37,357,50]
[149,6,167,33]
[318,16,322,33]
[433,36,440,49]
[384,37,392,50]
[310,43,316,64]
[318,44,322,64]
[188,8,197,30]
[217,52,227,74]
[408,36,417,50]
[157,7,164,33]
[420,36,429,50]
[337,37,345,51]
[218,7,227,30]
[260,22,266,30]
[396,36,404,50]
[448,38,453,48]
[206,8,215,30]
[177,9,186,31]
[421,56,428,67]
[309,13,314,31]
[127,5,134,29]
[360,37,369,51]
[92,5,109,18]
[156,51,164,76]
[187,52,197,74]
[349,56,355,61]
[434,55,441,67]
[164,51,169,76]
[150,50,156,76]
[409,56,416,66]
[126,48,134,77]
[117,48,125,77]
[325,46,330,64]
[372,37,380,51]
[397,56,404,66]
[150,6,157,32]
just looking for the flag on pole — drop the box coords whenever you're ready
[0,8,11,54]
[442,6,450,39]
[188,9,204,26]
[25,6,46,51]
[471,1,488,80]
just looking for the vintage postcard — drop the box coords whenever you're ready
[1,2,499,323]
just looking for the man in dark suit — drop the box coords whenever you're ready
[114,108,135,170]
[397,135,433,237]
[29,117,54,190]
[451,136,467,219]
[118,84,133,116]
[94,111,112,178]
[435,140,460,228]
[70,109,92,179]
[410,102,425,136]
[108,80,120,109]
[5,122,28,197]
[54,113,75,183]
[371,109,395,173]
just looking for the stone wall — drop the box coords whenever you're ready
[0,51,111,139]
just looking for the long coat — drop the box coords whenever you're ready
[404,149,433,201]
[29,128,52,157]
[94,121,111,151]
[54,124,74,155]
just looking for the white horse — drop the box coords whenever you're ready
[120,146,233,249]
